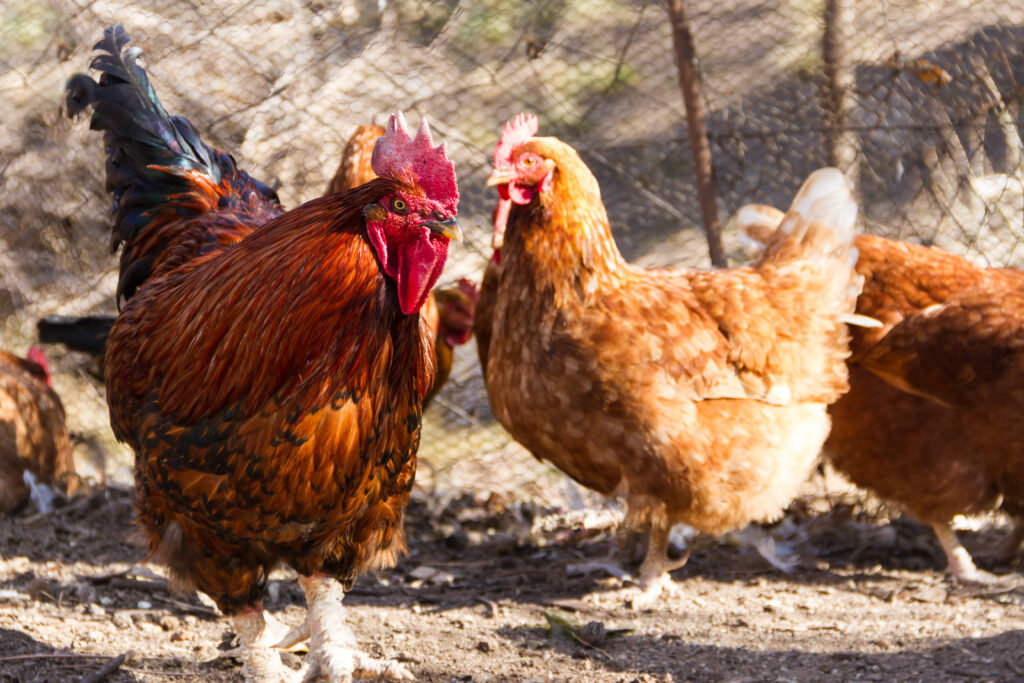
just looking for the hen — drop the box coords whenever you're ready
[481,114,862,604]
[735,205,1024,581]
[0,347,75,514]
[68,25,460,682]
[326,122,478,406]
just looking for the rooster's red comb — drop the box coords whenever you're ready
[494,113,538,167]
[371,112,459,215]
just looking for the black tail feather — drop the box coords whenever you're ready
[67,24,281,304]
[37,315,115,357]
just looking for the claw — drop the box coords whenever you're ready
[273,620,311,652]
[628,522,689,610]
[233,609,302,683]
[932,521,1004,585]
[298,575,413,682]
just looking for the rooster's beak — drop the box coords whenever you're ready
[425,216,462,242]
[486,169,516,187]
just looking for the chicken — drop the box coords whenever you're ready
[734,205,1024,581]
[0,346,75,514]
[68,25,460,682]
[481,113,862,604]
[326,122,478,406]
[326,123,387,196]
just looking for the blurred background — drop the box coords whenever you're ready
[1,0,1022,502]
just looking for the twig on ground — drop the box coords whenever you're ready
[0,653,111,662]
[76,651,131,683]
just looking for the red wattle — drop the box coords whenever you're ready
[493,198,512,250]
[508,182,534,204]
[396,238,444,315]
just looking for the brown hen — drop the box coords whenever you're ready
[0,347,75,514]
[735,207,1024,581]
[482,114,862,604]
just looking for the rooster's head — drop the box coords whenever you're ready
[363,112,461,316]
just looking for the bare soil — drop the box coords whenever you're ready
[2,484,1022,683]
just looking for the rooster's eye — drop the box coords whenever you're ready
[391,197,408,213]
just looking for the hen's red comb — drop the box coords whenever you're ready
[371,112,459,215]
[493,113,538,167]
[26,345,52,387]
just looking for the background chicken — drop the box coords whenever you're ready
[69,24,460,682]
[0,346,75,514]
[326,122,478,406]
[481,113,862,605]
[736,205,1024,582]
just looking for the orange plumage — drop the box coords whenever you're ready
[70,25,459,681]
[482,114,862,603]
[735,208,1024,581]
[0,347,75,514]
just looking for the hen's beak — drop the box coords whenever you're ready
[425,216,462,242]
[486,169,516,187]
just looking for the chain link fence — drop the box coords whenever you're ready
[2,0,1022,499]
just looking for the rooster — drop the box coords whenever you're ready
[326,122,478,407]
[68,25,460,682]
[735,205,1024,581]
[482,114,862,605]
[0,347,75,514]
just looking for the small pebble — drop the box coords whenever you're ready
[160,615,181,631]
[112,612,133,630]
[171,628,194,642]
[475,640,491,653]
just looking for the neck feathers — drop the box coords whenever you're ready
[505,142,626,304]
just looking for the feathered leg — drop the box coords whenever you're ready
[233,607,299,683]
[298,575,412,682]
[630,522,690,609]
[932,521,1000,584]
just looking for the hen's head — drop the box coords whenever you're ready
[433,278,478,346]
[363,112,461,315]
[486,114,540,249]
[26,345,53,388]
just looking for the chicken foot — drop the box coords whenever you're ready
[233,607,301,683]
[932,521,1003,584]
[297,575,413,682]
[630,522,690,609]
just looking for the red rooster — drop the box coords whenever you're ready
[482,114,862,605]
[69,25,460,682]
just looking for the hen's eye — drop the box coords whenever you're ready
[391,197,408,213]
[521,157,535,167]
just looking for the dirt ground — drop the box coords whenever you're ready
[1,482,1023,683]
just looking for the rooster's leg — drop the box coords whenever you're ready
[989,516,1024,566]
[297,575,412,682]
[630,522,690,609]
[233,607,300,683]
[932,521,1001,584]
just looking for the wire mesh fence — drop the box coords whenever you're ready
[1,0,1022,498]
